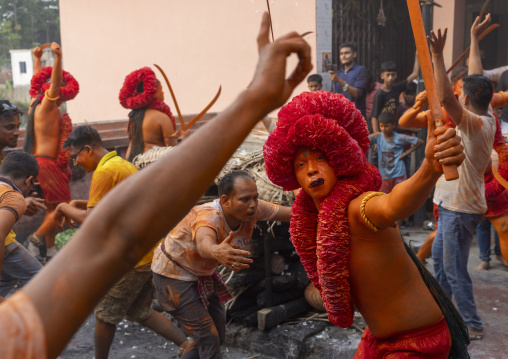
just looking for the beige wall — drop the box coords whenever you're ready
[433,0,465,69]
[59,0,317,123]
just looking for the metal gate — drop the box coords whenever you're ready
[332,0,417,81]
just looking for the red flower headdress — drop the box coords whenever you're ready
[118,67,175,130]
[29,66,79,103]
[263,91,381,327]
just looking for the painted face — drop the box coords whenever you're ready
[0,115,20,148]
[308,81,322,92]
[380,71,398,87]
[155,80,164,101]
[453,78,464,98]
[293,147,338,204]
[69,144,94,173]
[223,179,259,224]
[379,122,395,137]
[339,47,356,66]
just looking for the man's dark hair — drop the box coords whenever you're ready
[380,61,397,73]
[378,112,397,125]
[218,170,254,197]
[462,75,493,112]
[0,151,39,180]
[307,74,323,84]
[339,42,357,52]
[63,126,104,150]
[498,70,508,92]
[450,66,468,86]
[404,82,417,95]
[0,100,22,123]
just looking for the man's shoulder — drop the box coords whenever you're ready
[145,108,170,121]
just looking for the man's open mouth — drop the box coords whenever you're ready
[309,178,324,188]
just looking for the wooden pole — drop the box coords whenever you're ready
[406,0,458,180]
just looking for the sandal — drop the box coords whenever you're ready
[468,327,484,340]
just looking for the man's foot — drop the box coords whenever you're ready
[178,338,196,357]
[27,241,41,257]
[495,254,508,267]
[27,233,44,247]
[468,327,484,340]
[46,246,57,260]
[475,261,490,270]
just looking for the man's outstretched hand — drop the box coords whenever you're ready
[428,28,447,56]
[249,12,312,113]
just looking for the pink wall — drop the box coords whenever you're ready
[433,0,465,69]
[59,0,317,123]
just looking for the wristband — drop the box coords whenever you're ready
[343,83,349,92]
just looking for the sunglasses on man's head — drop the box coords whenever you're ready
[0,103,17,112]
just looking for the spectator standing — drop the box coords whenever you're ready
[329,42,369,118]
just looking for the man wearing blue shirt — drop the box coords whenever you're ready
[329,42,369,118]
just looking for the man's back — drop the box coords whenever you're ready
[434,110,496,214]
[140,109,176,153]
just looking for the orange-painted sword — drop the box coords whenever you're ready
[406,0,458,180]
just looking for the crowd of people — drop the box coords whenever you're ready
[0,9,506,359]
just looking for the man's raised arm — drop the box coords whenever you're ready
[429,28,463,126]
[22,12,312,359]
[40,42,63,113]
[469,14,491,76]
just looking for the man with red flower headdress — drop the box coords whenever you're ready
[263,90,470,358]
[119,67,187,162]
[24,42,79,262]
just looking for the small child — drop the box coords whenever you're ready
[371,54,420,133]
[369,112,423,193]
[307,74,323,92]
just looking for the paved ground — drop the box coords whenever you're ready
[50,227,507,358]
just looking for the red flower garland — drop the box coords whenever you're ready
[263,91,381,327]
[485,114,508,217]
[30,66,79,103]
[119,67,176,130]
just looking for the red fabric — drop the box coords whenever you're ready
[485,115,508,218]
[56,113,72,169]
[36,157,71,203]
[354,317,451,359]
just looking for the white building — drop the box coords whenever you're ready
[9,48,54,103]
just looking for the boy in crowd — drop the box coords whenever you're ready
[53,126,189,359]
[396,82,417,121]
[369,112,423,193]
[371,54,420,133]
[307,74,323,92]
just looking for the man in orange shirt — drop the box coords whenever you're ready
[53,126,190,359]
[0,152,40,298]
[152,170,291,358]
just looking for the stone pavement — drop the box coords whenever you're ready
[57,227,507,358]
